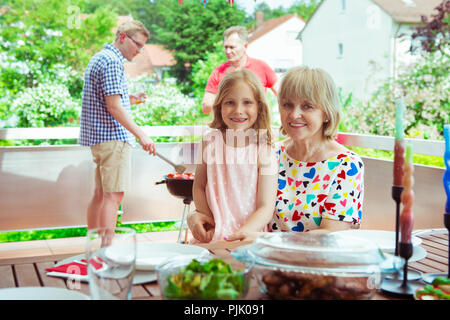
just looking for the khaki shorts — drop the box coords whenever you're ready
[90,141,131,193]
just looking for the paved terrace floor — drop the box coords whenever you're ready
[0,230,181,264]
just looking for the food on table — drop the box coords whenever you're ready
[162,258,247,300]
[231,232,385,300]
[167,172,194,180]
[259,269,373,300]
[415,276,450,300]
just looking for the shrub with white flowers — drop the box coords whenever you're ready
[10,81,80,128]
[342,47,449,140]
[129,76,201,127]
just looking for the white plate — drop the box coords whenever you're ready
[331,230,422,253]
[0,287,89,300]
[51,254,157,285]
[104,243,135,264]
[135,243,210,271]
[383,245,427,264]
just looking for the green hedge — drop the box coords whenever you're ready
[0,217,178,243]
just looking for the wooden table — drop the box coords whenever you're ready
[0,229,447,300]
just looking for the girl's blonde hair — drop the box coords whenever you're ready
[209,69,273,145]
[278,65,341,140]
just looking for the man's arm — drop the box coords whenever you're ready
[202,91,216,114]
[105,94,156,154]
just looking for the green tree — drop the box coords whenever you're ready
[0,0,117,129]
[289,0,321,21]
[190,40,226,99]
[149,0,246,86]
[252,0,320,21]
[253,2,286,20]
[0,0,117,73]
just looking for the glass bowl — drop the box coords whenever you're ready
[156,256,253,300]
[232,232,388,300]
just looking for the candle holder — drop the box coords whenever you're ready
[392,185,403,256]
[387,185,422,281]
[380,242,422,297]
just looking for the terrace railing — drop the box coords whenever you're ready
[0,126,446,232]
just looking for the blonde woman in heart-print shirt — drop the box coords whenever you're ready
[270,145,364,232]
[270,65,365,234]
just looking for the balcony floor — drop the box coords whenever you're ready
[0,230,180,265]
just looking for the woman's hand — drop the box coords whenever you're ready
[187,210,215,243]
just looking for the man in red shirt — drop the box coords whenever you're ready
[202,26,277,114]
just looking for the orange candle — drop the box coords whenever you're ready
[400,144,414,243]
[393,99,405,187]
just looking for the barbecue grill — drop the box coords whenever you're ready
[155,175,193,243]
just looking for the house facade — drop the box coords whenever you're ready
[247,13,305,78]
[298,0,441,99]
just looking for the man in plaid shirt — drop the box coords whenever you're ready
[79,20,156,230]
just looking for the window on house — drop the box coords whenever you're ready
[341,0,346,12]
[338,43,344,58]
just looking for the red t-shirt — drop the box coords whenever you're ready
[205,56,277,94]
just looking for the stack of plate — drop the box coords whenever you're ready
[331,230,427,271]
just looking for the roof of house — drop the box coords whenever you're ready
[249,13,305,44]
[124,44,175,79]
[144,44,176,67]
[372,0,442,23]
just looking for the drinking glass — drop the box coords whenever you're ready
[86,227,136,300]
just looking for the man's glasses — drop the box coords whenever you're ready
[126,34,145,52]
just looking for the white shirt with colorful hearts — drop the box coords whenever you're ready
[270,145,364,233]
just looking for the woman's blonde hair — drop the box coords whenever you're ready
[115,20,150,41]
[209,69,273,145]
[278,65,341,140]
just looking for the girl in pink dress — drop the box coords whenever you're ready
[187,69,278,243]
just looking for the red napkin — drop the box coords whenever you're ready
[46,261,88,276]
[46,258,104,276]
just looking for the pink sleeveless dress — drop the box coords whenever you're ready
[203,130,259,242]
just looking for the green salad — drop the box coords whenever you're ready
[415,276,450,300]
[163,258,247,300]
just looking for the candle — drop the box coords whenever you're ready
[393,98,405,186]
[444,124,450,214]
[395,98,405,140]
[400,144,414,243]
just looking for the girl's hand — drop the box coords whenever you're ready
[225,231,265,242]
[187,210,215,243]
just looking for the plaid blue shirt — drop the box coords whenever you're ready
[79,43,135,146]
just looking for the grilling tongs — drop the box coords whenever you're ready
[156,152,186,174]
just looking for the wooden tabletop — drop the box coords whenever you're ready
[0,229,447,300]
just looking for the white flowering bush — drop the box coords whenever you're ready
[129,76,202,127]
[342,48,449,140]
[10,81,80,127]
